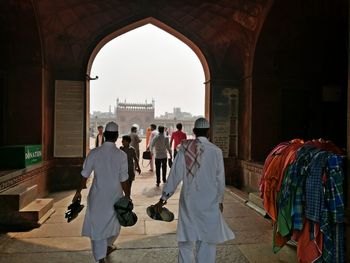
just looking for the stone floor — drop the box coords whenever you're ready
[0,171,297,263]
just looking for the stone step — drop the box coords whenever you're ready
[37,208,55,225]
[0,184,38,212]
[19,198,54,222]
[246,201,267,217]
[246,192,267,217]
[248,192,264,210]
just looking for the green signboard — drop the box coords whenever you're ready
[0,145,42,169]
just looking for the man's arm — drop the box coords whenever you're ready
[154,150,184,212]
[72,177,88,202]
[121,180,131,199]
[72,153,94,202]
[166,137,172,159]
[120,152,131,198]
[216,149,225,212]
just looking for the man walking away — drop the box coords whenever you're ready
[170,123,187,159]
[73,122,131,263]
[129,126,142,160]
[120,135,141,192]
[95,125,105,148]
[154,117,235,263]
[146,124,158,172]
[150,125,172,187]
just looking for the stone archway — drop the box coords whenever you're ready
[85,17,211,150]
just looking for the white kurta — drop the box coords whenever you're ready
[81,142,129,240]
[162,137,235,244]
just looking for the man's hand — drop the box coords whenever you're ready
[73,177,87,203]
[121,180,131,199]
[219,203,223,213]
[72,191,82,203]
[154,199,166,213]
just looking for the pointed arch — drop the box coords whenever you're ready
[87,17,210,83]
[86,17,211,120]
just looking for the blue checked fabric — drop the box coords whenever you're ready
[290,146,320,230]
[305,151,328,222]
[320,154,345,263]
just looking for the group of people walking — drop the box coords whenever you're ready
[76,118,234,262]
[146,122,187,186]
[97,122,188,187]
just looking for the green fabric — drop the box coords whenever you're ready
[277,192,293,237]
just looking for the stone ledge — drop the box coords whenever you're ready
[0,161,54,193]
[226,186,249,203]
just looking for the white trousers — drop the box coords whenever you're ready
[91,235,117,262]
[178,241,216,263]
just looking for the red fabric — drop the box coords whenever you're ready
[171,130,187,150]
[260,141,289,198]
[293,220,323,263]
[262,139,304,221]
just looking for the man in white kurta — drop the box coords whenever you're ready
[73,122,130,263]
[154,118,235,263]
[147,124,158,171]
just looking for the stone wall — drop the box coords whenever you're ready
[241,161,263,192]
[117,109,154,135]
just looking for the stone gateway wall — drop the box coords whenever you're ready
[116,101,155,135]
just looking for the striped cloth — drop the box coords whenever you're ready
[181,139,204,177]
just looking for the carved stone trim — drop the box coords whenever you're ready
[0,161,54,193]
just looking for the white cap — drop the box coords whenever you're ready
[194,117,210,129]
[105,122,118,132]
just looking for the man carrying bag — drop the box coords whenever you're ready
[72,122,131,263]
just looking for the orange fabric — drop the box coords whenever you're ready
[145,128,151,147]
[260,142,289,198]
[293,220,323,263]
[262,139,304,221]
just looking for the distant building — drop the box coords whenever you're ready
[158,107,194,120]
[90,99,201,137]
[116,99,155,135]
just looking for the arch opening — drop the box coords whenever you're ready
[86,18,210,152]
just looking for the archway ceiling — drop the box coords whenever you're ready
[33,0,270,79]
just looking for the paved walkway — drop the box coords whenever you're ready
[0,171,297,263]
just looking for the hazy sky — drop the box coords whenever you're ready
[90,24,205,117]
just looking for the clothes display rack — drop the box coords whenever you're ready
[260,138,345,263]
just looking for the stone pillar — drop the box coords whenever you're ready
[210,80,242,187]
